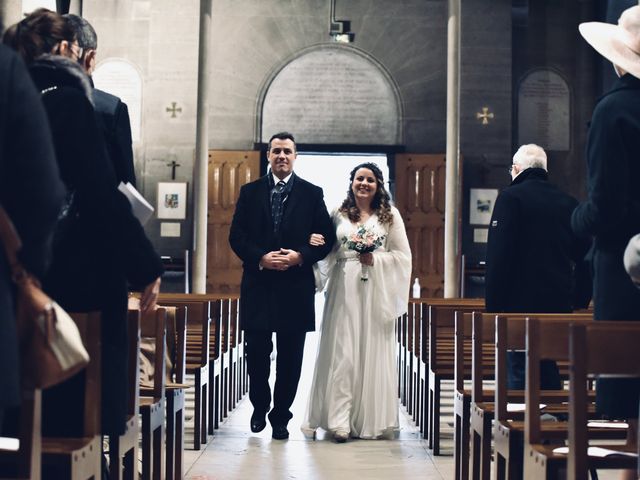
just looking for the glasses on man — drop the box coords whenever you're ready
[508,164,515,174]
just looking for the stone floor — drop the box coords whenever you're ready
[182,323,454,480]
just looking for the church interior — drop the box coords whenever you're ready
[1,0,640,479]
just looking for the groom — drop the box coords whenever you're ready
[229,132,335,439]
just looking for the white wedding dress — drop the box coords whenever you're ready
[303,207,412,439]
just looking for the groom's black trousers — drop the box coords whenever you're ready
[244,329,307,426]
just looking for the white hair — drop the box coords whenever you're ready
[512,144,547,171]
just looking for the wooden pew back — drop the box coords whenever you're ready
[568,321,640,480]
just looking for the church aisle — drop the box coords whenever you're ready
[183,395,452,480]
[182,320,454,479]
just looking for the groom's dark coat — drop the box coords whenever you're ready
[229,174,335,332]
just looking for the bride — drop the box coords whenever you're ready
[302,162,411,442]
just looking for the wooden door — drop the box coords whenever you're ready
[395,154,449,297]
[206,150,260,293]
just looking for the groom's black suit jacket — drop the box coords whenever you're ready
[229,174,335,332]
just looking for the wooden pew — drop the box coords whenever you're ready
[427,298,485,454]
[523,321,640,480]
[41,312,102,480]
[0,388,42,480]
[164,306,187,480]
[469,312,591,480]
[493,313,600,480]
[453,311,495,480]
[568,321,640,480]
[139,308,167,480]
[109,310,140,480]
[157,294,211,450]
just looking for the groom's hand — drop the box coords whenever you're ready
[260,251,288,270]
[279,248,303,268]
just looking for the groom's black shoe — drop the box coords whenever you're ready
[250,410,267,433]
[272,425,289,440]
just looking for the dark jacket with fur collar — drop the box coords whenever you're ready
[28,54,163,436]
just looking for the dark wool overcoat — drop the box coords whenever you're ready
[28,55,163,436]
[0,46,65,411]
[572,73,640,419]
[92,88,137,187]
[229,174,335,332]
[485,168,591,314]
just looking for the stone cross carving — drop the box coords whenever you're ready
[476,107,494,125]
[167,160,181,180]
[166,102,182,118]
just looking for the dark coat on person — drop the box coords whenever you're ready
[485,167,591,314]
[572,73,640,419]
[28,55,163,436]
[229,174,335,332]
[92,88,137,187]
[0,46,65,412]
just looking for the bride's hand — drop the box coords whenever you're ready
[309,233,325,246]
[359,252,374,266]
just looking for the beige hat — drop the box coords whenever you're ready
[579,5,640,79]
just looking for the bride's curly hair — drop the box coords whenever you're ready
[339,162,394,225]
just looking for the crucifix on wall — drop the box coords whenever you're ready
[167,160,181,180]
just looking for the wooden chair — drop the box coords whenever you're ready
[427,298,485,454]
[524,321,640,480]
[139,308,167,480]
[219,299,231,422]
[157,294,210,450]
[492,313,595,480]
[567,321,640,480]
[163,306,187,480]
[109,310,140,480]
[453,311,495,480]
[208,299,222,434]
[0,388,42,480]
[41,312,102,480]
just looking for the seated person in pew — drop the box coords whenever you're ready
[485,144,592,390]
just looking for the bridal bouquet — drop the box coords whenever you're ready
[342,225,386,281]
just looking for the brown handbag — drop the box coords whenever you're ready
[0,205,89,389]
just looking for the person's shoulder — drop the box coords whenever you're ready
[93,88,121,114]
[240,175,268,192]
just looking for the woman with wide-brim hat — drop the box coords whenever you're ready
[572,6,640,479]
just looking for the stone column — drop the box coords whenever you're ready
[192,0,212,294]
[0,0,22,29]
[68,0,82,15]
[444,0,461,297]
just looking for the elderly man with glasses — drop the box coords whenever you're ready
[485,144,592,390]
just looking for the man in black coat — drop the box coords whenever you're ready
[64,14,137,186]
[229,132,335,439]
[485,144,591,389]
[0,44,65,431]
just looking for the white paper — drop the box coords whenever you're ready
[507,403,547,413]
[0,436,19,451]
[587,421,629,429]
[118,182,154,225]
[553,446,638,458]
[160,222,181,238]
[473,228,489,243]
